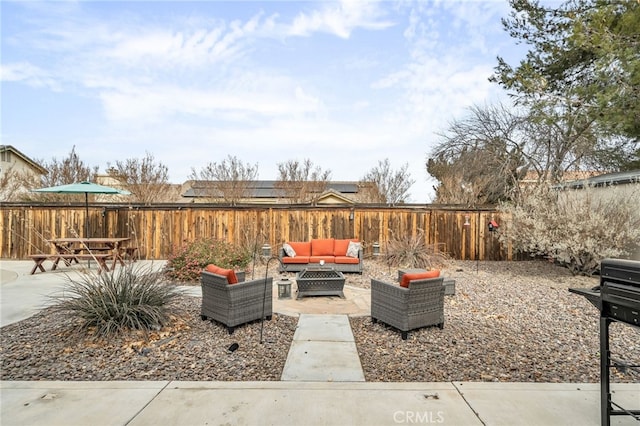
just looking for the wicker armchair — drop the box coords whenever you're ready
[200,270,273,334]
[371,276,445,340]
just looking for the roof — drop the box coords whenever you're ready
[316,188,356,205]
[553,170,640,190]
[521,170,600,183]
[0,145,48,175]
[182,180,361,199]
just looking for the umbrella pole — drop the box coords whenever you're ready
[85,193,89,238]
[85,193,91,268]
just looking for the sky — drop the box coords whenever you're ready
[1,0,530,203]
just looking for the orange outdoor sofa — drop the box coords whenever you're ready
[278,238,363,274]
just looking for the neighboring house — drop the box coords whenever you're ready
[553,169,640,190]
[181,180,377,205]
[0,145,47,201]
[94,174,131,203]
[95,174,183,203]
[554,169,640,261]
[519,170,601,192]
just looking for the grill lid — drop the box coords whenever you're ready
[569,258,640,328]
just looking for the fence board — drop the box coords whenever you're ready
[0,204,514,261]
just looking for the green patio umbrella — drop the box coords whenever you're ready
[32,181,131,238]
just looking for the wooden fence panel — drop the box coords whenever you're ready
[0,204,514,261]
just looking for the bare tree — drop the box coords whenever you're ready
[25,146,99,203]
[428,100,615,206]
[0,165,41,201]
[275,159,331,204]
[106,152,173,204]
[427,103,539,205]
[189,155,259,204]
[523,98,610,183]
[359,159,414,204]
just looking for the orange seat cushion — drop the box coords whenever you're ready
[288,242,311,257]
[282,256,311,264]
[334,256,360,264]
[311,238,335,256]
[309,256,336,264]
[204,264,239,284]
[400,270,440,288]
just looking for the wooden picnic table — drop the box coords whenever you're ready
[50,237,131,267]
[29,237,132,274]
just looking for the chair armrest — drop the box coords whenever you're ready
[231,276,272,289]
[228,277,273,292]
[407,277,445,290]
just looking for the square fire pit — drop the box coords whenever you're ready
[296,268,346,299]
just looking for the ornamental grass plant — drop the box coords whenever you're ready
[383,229,450,270]
[50,263,181,339]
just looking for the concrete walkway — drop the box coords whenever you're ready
[1,260,639,425]
[281,314,365,382]
[2,381,639,426]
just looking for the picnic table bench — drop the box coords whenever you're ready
[29,253,113,275]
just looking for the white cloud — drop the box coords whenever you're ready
[98,15,273,70]
[371,1,508,136]
[98,73,324,123]
[289,0,394,38]
[440,0,512,55]
[0,62,61,91]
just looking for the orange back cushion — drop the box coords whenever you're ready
[400,270,440,288]
[204,264,239,284]
[288,242,311,256]
[311,238,335,256]
[334,239,358,256]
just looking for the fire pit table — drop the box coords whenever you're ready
[296,267,346,299]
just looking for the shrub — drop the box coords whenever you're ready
[166,237,252,282]
[50,263,181,339]
[382,230,449,269]
[498,184,640,275]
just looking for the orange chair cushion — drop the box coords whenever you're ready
[204,264,239,284]
[288,242,311,257]
[311,238,335,256]
[400,270,440,288]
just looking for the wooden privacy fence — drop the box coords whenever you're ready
[0,203,515,261]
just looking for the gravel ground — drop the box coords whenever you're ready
[1,259,638,383]
[353,260,639,383]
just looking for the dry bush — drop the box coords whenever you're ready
[498,183,640,275]
[165,238,252,282]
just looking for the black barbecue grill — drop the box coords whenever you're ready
[569,258,640,426]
